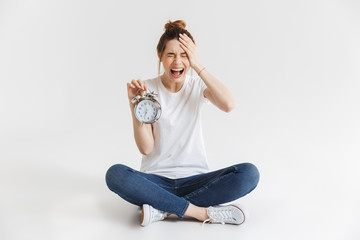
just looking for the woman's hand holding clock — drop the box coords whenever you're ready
[127,79,161,124]
[127,79,148,102]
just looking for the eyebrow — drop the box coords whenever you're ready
[167,52,187,54]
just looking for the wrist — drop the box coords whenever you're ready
[195,66,206,77]
[193,63,204,73]
[129,100,136,109]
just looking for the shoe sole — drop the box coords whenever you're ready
[140,204,151,227]
[229,204,246,225]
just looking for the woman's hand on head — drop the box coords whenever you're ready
[179,33,201,69]
[127,79,148,102]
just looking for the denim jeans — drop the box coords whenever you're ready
[105,163,260,219]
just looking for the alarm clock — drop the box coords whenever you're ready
[131,89,161,124]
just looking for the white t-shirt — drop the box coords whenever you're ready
[140,74,210,179]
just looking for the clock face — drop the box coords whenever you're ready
[135,100,158,123]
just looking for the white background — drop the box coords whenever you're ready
[1,0,359,239]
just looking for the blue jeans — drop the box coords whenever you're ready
[105,163,260,219]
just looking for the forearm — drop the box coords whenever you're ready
[178,33,234,111]
[194,64,235,112]
[129,102,154,155]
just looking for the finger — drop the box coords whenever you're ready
[131,79,139,86]
[179,33,190,40]
[179,43,188,55]
[132,79,142,89]
[179,34,190,45]
[180,44,193,64]
[179,37,191,50]
[136,79,143,89]
[137,79,146,90]
[180,33,195,46]
[127,82,136,88]
[138,89,144,96]
[180,38,196,54]
[180,42,192,55]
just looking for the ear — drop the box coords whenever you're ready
[157,52,161,61]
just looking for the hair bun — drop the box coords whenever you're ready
[164,20,186,30]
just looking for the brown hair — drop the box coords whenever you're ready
[156,20,195,76]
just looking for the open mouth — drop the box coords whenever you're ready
[170,68,184,78]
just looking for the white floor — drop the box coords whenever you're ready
[1,149,359,240]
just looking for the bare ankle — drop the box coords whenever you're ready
[198,208,208,221]
[184,204,209,221]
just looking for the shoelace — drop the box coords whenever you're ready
[202,208,234,227]
[150,208,166,222]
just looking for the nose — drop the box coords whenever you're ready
[174,55,182,63]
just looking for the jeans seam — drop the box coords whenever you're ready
[179,200,190,219]
[183,171,236,200]
[179,166,238,189]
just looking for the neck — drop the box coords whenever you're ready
[160,74,185,93]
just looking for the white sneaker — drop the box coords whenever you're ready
[203,204,245,226]
[140,204,167,227]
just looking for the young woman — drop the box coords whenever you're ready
[105,20,260,227]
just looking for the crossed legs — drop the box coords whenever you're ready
[105,163,260,221]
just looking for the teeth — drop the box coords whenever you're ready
[171,68,184,71]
